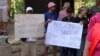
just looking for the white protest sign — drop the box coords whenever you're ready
[15,14,44,38]
[45,21,83,49]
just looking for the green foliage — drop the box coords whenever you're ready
[75,0,95,14]
[11,0,24,14]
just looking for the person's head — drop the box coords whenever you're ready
[48,2,56,11]
[78,7,88,16]
[26,7,33,14]
[63,2,70,10]
[96,0,100,6]
[67,8,73,17]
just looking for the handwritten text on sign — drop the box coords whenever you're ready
[15,14,44,38]
[45,21,83,49]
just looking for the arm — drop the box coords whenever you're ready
[83,40,91,56]
[45,13,52,24]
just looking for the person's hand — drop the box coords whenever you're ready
[47,19,52,23]
[79,21,83,25]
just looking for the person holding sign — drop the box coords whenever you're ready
[60,8,77,56]
[83,10,100,56]
[44,2,58,56]
[0,0,11,35]
[75,6,89,56]
[20,7,37,56]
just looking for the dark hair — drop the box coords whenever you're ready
[78,7,87,14]
[77,6,88,16]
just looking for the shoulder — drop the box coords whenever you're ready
[90,16,95,20]
[74,17,81,22]
[59,10,65,14]
[59,10,63,13]
[74,16,80,20]
[45,12,49,15]
[45,12,50,17]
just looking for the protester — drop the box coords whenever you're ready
[83,9,100,56]
[90,0,100,16]
[58,2,70,21]
[20,7,37,56]
[60,9,77,56]
[74,6,88,56]
[0,0,11,35]
[44,2,58,56]
[20,7,34,42]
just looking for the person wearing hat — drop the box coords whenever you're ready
[83,9,100,56]
[20,7,38,56]
[26,7,33,14]
[44,2,58,56]
[58,2,70,21]
[20,7,34,42]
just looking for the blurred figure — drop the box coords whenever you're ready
[44,2,58,56]
[20,7,37,56]
[60,9,77,56]
[75,6,89,56]
[90,0,100,16]
[58,2,70,21]
[0,0,11,35]
[83,9,100,56]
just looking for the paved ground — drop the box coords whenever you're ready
[0,22,60,56]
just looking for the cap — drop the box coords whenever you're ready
[48,2,56,8]
[26,7,33,12]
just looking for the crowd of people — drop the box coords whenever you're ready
[44,0,100,56]
[0,0,100,56]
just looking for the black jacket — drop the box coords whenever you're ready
[62,17,75,22]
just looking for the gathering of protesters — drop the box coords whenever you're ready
[0,0,100,56]
[44,0,100,56]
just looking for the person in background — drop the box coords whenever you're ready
[44,2,58,56]
[90,0,100,16]
[75,6,88,56]
[58,2,70,21]
[83,9,100,56]
[60,9,77,56]
[20,7,37,56]
[0,0,11,35]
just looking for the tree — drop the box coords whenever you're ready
[11,0,25,14]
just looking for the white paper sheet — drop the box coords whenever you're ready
[15,14,45,38]
[45,21,83,49]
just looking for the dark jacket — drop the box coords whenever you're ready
[62,16,75,22]
[74,16,88,30]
